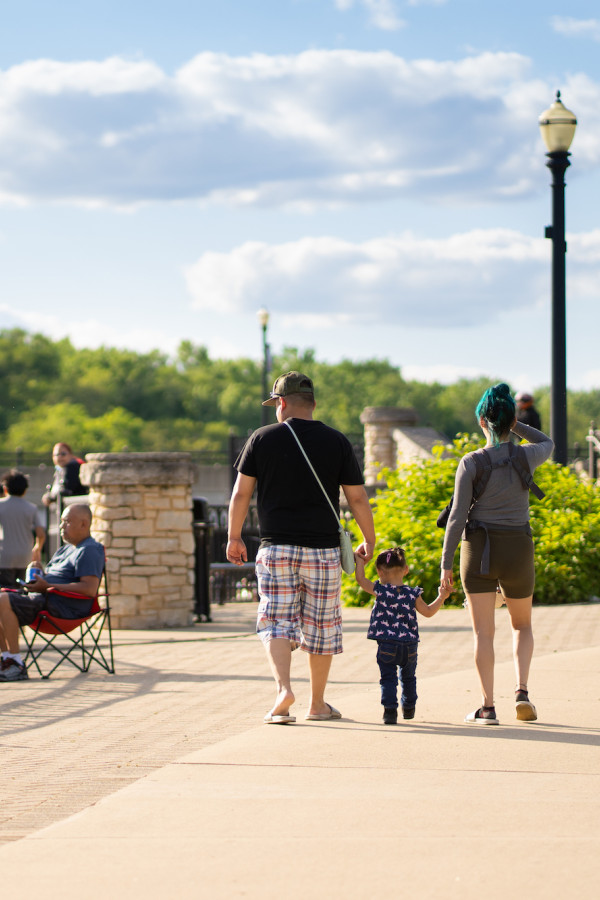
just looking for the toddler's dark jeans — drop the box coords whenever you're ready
[376,640,418,710]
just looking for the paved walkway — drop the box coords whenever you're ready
[1,601,599,898]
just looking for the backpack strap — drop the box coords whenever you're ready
[508,443,545,500]
[471,448,492,502]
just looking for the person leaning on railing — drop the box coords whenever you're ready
[42,442,88,507]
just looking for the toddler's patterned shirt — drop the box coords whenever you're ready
[367,582,422,644]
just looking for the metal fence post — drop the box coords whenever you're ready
[193,497,212,622]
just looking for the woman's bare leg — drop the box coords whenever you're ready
[466,592,497,707]
[504,595,534,690]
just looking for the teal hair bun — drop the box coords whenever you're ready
[476,383,515,445]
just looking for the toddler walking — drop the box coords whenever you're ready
[355,547,450,725]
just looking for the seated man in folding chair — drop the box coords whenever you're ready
[0,504,103,682]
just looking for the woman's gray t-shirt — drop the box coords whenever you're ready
[441,422,554,570]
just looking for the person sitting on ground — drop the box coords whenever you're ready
[0,504,103,682]
[0,470,46,589]
[355,546,450,725]
[42,443,88,507]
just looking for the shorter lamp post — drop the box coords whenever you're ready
[257,307,270,426]
[539,90,577,465]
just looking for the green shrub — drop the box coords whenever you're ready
[342,436,600,607]
[530,462,600,603]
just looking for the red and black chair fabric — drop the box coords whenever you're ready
[20,569,114,679]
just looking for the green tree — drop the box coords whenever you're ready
[2,328,600,460]
[0,329,63,430]
[272,349,409,434]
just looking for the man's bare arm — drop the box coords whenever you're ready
[31,526,46,563]
[341,483,376,561]
[226,473,257,565]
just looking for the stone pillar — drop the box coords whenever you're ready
[360,407,419,485]
[81,453,195,628]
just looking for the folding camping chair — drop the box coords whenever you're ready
[20,568,115,679]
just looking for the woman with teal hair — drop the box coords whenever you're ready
[440,383,553,725]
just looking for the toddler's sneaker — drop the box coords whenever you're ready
[465,706,499,725]
[515,689,537,721]
[402,706,415,720]
[0,658,28,681]
[383,707,398,725]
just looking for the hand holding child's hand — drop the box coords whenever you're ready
[439,583,452,601]
[355,542,374,562]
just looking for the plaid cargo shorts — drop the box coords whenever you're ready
[255,544,343,655]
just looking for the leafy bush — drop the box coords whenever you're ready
[342,435,600,607]
[530,462,600,603]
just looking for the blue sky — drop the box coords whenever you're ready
[1,0,599,392]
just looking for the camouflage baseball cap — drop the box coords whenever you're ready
[262,371,315,406]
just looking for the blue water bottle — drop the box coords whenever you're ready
[26,564,43,582]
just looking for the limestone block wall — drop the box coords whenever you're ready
[81,453,195,629]
[392,427,449,464]
[360,407,419,485]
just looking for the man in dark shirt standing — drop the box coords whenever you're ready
[515,392,542,431]
[227,372,375,725]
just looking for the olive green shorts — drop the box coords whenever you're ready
[460,528,535,598]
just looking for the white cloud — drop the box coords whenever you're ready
[184,228,600,330]
[0,50,598,209]
[1,57,165,96]
[364,0,406,31]
[579,370,600,389]
[334,1,406,30]
[551,17,600,42]
[184,229,542,320]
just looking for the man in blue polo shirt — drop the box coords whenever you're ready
[0,504,104,682]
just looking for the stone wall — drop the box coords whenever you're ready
[360,406,448,487]
[81,453,195,629]
[359,407,419,485]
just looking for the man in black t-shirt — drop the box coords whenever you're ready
[227,371,375,725]
[515,392,542,431]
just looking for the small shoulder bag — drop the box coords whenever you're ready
[284,420,355,574]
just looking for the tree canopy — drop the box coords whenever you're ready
[1,328,598,459]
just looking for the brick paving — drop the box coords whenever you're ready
[1,600,599,846]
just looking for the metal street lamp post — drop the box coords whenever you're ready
[256,307,270,426]
[539,91,577,465]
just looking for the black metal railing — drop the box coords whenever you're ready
[193,498,260,621]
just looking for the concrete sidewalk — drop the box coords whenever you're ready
[1,602,599,898]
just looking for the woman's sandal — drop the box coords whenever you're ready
[465,706,499,725]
